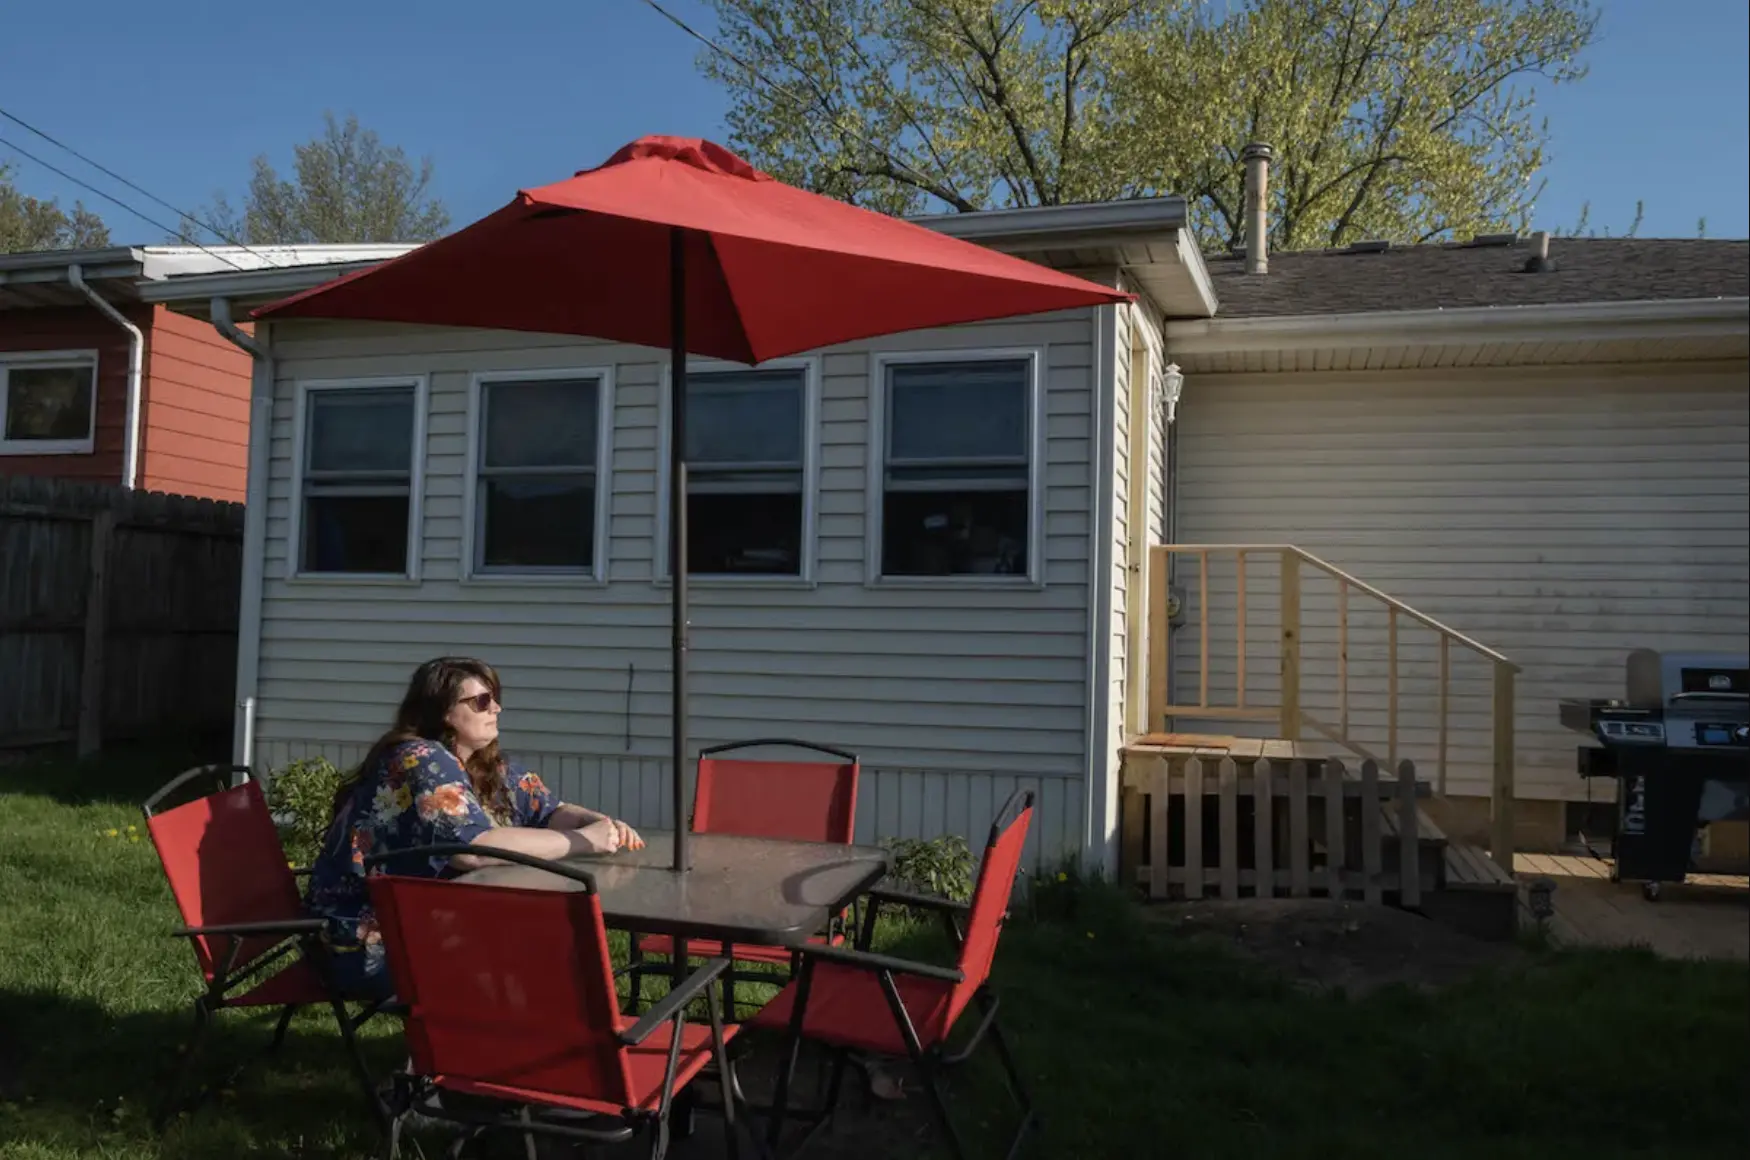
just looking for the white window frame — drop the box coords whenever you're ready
[865,347,1046,588]
[654,355,821,587]
[0,349,99,456]
[286,375,428,583]
[460,365,617,584]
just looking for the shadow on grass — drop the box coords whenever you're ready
[0,983,407,1159]
[0,735,232,809]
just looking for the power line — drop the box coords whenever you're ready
[634,0,955,205]
[0,131,250,271]
[0,105,275,264]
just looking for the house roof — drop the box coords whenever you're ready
[0,244,418,310]
[1206,236,1750,318]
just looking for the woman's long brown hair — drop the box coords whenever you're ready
[330,656,509,821]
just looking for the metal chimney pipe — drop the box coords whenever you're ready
[1242,142,1273,275]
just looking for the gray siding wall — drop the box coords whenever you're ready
[252,312,1101,868]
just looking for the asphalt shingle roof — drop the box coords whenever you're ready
[1205,236,1750,318]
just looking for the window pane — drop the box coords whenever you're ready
[308,388,414,473]
[302,495,410,573]
[684,370,803,466]
[881,488,1029,577]
[686,490,803,575]
[483,378,598,469]
[888,360,1028,462]
[3,364,94,441]
[479,476,595,569]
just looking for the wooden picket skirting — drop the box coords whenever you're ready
[1120,754,1430,907]
[0,475,243,753]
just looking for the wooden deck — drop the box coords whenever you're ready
[1515,853,1749,961]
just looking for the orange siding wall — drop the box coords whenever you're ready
[0,306,140,486]
[139,306,252,502]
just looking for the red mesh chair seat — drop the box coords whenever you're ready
[366,845,750,1159]
[218,958,334,1010]
[748,789,1038,1160]
[749,964,955,1057]
[437,1016,721,1117]
[141,764,396,1132]
[627,739,859,1016]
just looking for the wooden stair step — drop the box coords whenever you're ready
[1443,842,1517,893]
[1377,801,1449,847]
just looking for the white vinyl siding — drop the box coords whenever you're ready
[252,313,1099,864]
[1168,362,1750,800]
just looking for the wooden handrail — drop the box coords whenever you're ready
[1144,542,1518,873]
[1159,544,1519,671]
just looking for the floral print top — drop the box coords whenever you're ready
[302,738,560,965]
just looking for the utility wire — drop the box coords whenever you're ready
[0,131,250,271]
[0,105,278,265]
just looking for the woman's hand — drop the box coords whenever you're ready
[577,818,623,854]
[612,819,645,851]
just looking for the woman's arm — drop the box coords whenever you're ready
[449,816,622,871]
[547,801,609,829]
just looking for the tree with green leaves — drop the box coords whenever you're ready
[0,161,109,252]
[701,0,1599,251]
[190,112,451,246]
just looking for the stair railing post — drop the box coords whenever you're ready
[1490,661,1517,874]
[1278,549,1301,742]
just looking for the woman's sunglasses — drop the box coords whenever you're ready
[456,691,499,713]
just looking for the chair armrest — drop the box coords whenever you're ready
[800,943,964,984]
[867,886,970,913]
[619,957,731,1046]
[172,917,327,939]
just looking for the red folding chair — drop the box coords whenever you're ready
[749,789,1037,1160]
[141,764,395,1129]
[625,739,860,1016]
[364,844,749,1160]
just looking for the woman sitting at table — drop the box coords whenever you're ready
[303,655,643,998]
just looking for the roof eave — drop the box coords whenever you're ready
[1166,296,1750,354]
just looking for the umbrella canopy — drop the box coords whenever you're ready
[255,135,1131,362]
[255,136,1134,873]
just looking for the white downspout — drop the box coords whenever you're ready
[1082,300,1120,879]
[67,265,145,489]
[210,297,271,774]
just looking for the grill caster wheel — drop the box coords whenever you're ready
[1642,881,1662,903]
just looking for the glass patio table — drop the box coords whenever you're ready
[455,829,890,949]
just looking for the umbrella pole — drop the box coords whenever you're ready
[669,227,691,873]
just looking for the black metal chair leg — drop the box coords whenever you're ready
[822,1049,851,1129]
[155,998,212,1127]
[268,1003,298,1051]
[329,993,390,1134]
[914,1055,972,1160]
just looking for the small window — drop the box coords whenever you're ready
[0,353,97,455]
[878,357,1033,579]
[472,374,605,575]
[297,383,420,575]
[666,368,808,577]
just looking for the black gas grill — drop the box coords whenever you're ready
[1560,648,1749,900]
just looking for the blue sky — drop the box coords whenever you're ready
[2,0,1745,244]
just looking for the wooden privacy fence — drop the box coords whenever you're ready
[1121,754,1431,906]
[1146,543,1520,872]
[0,475,243,754]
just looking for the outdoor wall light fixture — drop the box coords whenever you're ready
[1158,362,1185,424]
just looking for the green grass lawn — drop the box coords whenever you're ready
[2,743,1746,1160]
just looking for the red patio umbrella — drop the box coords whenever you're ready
[256,136,1133,871]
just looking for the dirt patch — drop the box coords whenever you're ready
[1151,898,1525,996]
